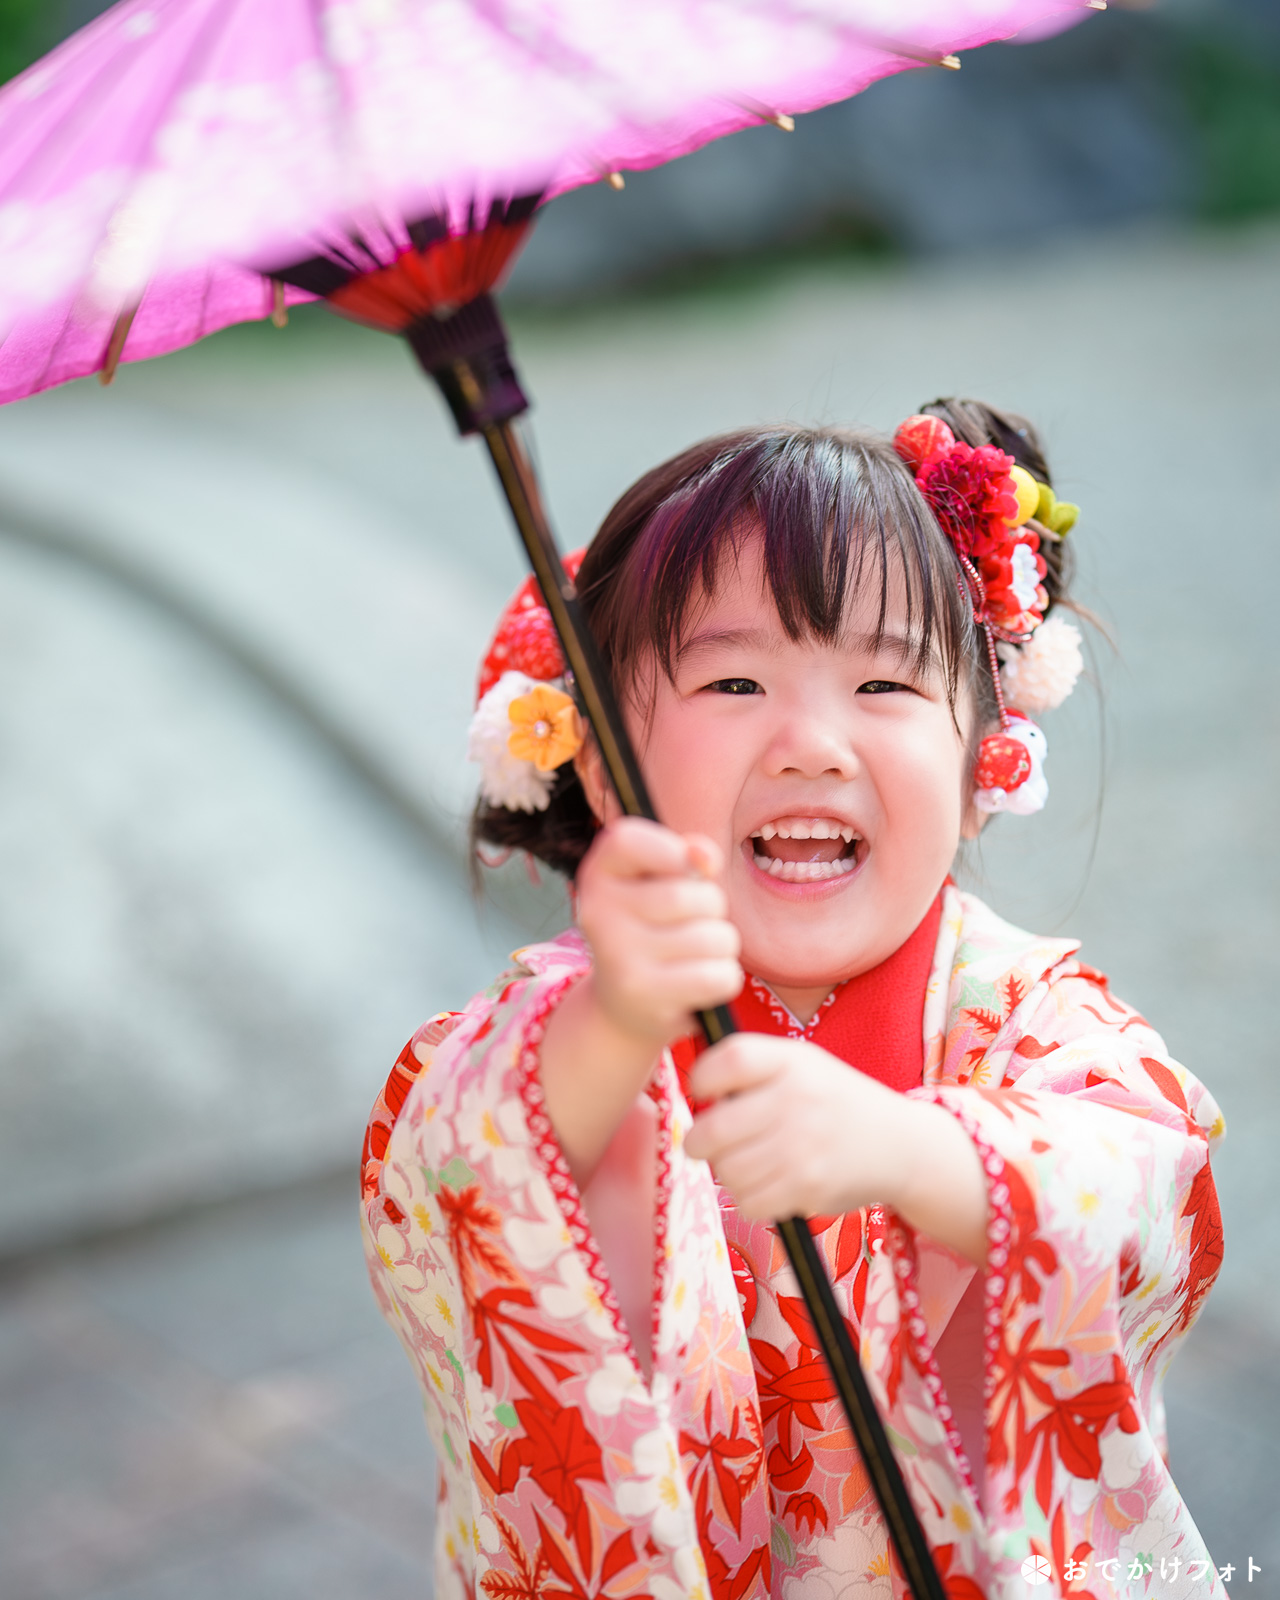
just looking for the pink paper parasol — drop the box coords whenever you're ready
[0,5,1102,1594]
[0,0,1099,400]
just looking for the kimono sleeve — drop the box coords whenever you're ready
[359,940,756,1600]
[918,959,1225,1574]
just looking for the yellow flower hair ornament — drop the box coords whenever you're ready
[507,684,583,771]
[468,671,584,812]
[468,555,589,813]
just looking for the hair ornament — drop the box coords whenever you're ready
[470,550,587,812]
[507,683,583,772]
[1035,482,1079,537]
[893,412,1084,815]
[973,711,1048,816]
[997,613,1084,715]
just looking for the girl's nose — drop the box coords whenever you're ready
[763,704,858,781]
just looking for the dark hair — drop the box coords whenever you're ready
[473,400,1073,879]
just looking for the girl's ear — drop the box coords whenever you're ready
[573,736,619,827]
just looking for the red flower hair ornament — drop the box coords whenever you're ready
[893,414,1084,815]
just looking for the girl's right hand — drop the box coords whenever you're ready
[576,817,744,1045]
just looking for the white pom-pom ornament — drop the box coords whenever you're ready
[468,671,557,813]
[997,614,1084,715]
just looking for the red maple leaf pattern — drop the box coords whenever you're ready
[360,887,1225,1600]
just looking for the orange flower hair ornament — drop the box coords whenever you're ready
[893,414,1084,815]
[468,551,587,812]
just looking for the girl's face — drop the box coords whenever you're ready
[607,538,978,1003]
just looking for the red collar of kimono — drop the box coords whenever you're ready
[671,888,944,1099]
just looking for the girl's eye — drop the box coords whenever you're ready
[858,679,908,694]
[706,678,762,695]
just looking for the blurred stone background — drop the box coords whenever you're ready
[1,2,1278,1597]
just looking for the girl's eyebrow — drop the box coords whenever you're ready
[677,624,942,673]
[676,626,785,662]
[845,628,941,673]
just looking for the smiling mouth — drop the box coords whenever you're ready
[748,817,862,883]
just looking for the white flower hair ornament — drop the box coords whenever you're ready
[469,554,587,813]
[893,413,1086,819]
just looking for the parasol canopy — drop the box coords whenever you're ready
[0,4,1103,1594]
[0,0,1098,402]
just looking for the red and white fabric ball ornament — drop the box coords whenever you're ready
[892,414,956,472]
[974,733,1032,793]
[974,712,1049,816]
[476,548,585,702]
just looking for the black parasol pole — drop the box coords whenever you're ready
[407,300,946,1600]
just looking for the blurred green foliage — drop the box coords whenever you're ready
[1177,26,1280,219]
[0,0,47,85]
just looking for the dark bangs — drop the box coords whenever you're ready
[576,425,976,711]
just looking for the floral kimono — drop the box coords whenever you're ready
[360,885,1224,1600]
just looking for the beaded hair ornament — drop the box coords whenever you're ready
[468,424,1084,816]
[891,413,1084,815]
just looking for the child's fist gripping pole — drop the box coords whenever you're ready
[541,818,743,1187]
[686,1035,989,1264]
[577,818,743,1044]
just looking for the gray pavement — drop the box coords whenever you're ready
[0,1177,436,1600]
[0,222,1278,1592]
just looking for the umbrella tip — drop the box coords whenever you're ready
[765,112,795,132]
[1085,0,1107,9]
[939,54,961,70]
[99,306,138,386]
[606,171,625,191]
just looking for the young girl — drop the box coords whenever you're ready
[361,402,1224,1600]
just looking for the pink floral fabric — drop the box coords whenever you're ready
[361,886,1224,1600]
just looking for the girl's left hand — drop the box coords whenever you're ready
[685,1034,989,1264]
[684,1034,909,1221]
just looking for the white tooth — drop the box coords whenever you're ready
[789,822,811,839]
[839,825,854,843]
[759,823,776,841]
[754,852,858,883]
[775,826,791,840]
[810,820,832,839]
